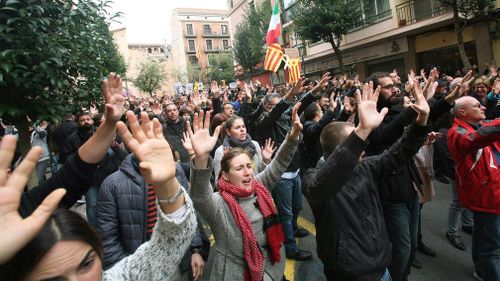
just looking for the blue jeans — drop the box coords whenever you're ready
[381,269,392,281]
[271,174,303,254]
[472,212,500,281]
[447,179,473,237]
[36,159,50,184]
[384,196,419,281]
[85,186,98,226]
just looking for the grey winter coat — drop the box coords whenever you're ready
[96,154,202,270]
[190,134,300,281]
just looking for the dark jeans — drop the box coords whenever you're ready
[472,212,500,281]
[36,159,50,184]
[384,196,419,281]
[271,174,303,254]
[85,185,98,226]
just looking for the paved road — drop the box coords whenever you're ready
[287,179,477,281]
[70,179,477,280]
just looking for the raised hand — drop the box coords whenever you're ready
[420,69,428,84]
[289,102,303,140]
[354,82,388,140]
[103,72,125,122]
[210,81,220,97]
[188,111,221,167]
[329,92,338,111]
[410,80,430,125]
[459,70,475,96]
[0,136,66,264]
[181,131,195,157]
[261,138,276,164]
[311,72,331,94]
[117,111,176,185]
[284,77,308,101]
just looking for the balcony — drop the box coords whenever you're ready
[186,48,196,54]
[351,9,392,30]
[183,31,196,38]
[396,0,452,27]
[202,31,230,38]
[204,46,231,53]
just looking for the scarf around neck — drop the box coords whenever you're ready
[223,135,256,156]
[217,177,284,281]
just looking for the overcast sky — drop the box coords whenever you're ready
[109,0,228,44]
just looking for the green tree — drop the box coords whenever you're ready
[208,53,235,83]
[232,0,272,75]
[438,0,495,70]
[187,63,202,82]
[0,0,125,154]
[292,0,364,73]
[133,60,168,96]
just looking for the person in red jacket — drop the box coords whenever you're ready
[448,95,500,281]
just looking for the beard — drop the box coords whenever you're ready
[78,124,93,134]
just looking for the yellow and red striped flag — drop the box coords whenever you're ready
[287,58,302,83]
[263,43,284,73]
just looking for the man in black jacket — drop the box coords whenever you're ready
[303,82,429,281]
[53,112,77,165]
[97,154,205,279]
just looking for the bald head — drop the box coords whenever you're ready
[451,96,485,124]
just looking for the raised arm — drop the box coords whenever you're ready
[255,102,302,189]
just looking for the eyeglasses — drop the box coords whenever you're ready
[381,84,397,90]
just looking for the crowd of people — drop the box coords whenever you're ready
[0,63,499,281]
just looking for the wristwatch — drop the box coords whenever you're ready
[191,247,203,254]
[157,186,183,204]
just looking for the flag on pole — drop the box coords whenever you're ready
[286,58,302,83]
[266,0,281,46]
[264,43,284,72]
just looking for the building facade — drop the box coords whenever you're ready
[170,8,231,82]
[112,28,173,97]
[282,0,500,80]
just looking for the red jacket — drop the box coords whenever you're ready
[448,118,500,214]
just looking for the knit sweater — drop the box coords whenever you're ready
[102,187,196,280]
[190,134,300,281]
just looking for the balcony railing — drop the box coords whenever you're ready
[396,0,452,27]
[204,46,231,53]
[351,9,392,30]
[186,48,196,54]
[202,31,230,38]
[184,31,196,37]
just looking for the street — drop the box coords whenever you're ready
[70,179,477,281]
[282,180,477,281]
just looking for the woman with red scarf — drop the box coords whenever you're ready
[187,103,302,281]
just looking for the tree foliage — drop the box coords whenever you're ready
[437,0,495,69]
[0,0,125,119]
[208,52,235,83]
[133,60,167,96]
[232,0,272,73]
[0,0,125,154]
[292,0,364,73]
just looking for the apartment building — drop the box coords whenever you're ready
[170,8,231,81]
[282,0,500,80]
[112,28,173,96]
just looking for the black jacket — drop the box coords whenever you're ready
[53,120,77,156]
[302,124,428,280]
[254,92,316,172]
[301,108,337,172]
[96,154,202,270]
[367,98,451,203]
[163,118,189,163]
[20,153,97,217]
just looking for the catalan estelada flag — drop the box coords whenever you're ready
[287,58,302,83]
[264,43,284,73]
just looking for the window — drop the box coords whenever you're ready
[188,40,195,51]
[206,40,213,50]
[147,48,152,53]
[352,0,391,29]
[186,24,194,35]
[203,24,211,34]
[223,39,229,49]
[189,55,199,65]
[221,24,228,34]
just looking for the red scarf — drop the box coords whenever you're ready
[218,177,285,281]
